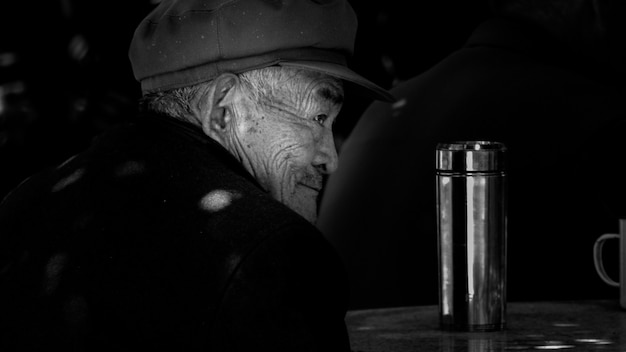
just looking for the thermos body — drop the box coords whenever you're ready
[436,141,507,332]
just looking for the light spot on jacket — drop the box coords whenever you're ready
[391,98,407,117]
[56,154,78,169]
[224,254,242,273]
[392,98,407,110]
[52,169,85,192]
[43,252,68,295]
[199,190,242,213]
[114,160,146,177]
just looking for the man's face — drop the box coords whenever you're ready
[226,68,343,223]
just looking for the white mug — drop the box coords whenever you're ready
[593,219,626,309]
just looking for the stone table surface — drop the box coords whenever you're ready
[346,300,626,351]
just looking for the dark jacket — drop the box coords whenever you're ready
[318,17,626,309]
[0,113,350,351]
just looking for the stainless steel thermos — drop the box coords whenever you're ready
[436,141,507,332]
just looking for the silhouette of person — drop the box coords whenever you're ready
[318,0,626,309]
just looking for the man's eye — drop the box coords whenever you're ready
[313,114,328,125]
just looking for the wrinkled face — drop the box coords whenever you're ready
[226,68,343,223]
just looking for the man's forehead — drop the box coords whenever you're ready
[265,68,344,104]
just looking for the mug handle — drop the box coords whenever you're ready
[593,233,620,287]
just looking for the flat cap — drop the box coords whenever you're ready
[129,0,394,101]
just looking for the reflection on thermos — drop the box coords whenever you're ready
[436,141,507,332]
[440,336,504,352]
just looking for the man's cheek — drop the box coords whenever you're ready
[275,144,313,175]
[267,131,312,165]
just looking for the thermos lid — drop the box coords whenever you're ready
[436,141,506,172]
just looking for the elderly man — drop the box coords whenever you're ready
[0,0,393,351]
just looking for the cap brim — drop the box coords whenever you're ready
[279,61,396,103]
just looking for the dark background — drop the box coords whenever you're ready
[0,0,490,200]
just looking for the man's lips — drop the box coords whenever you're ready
[298,182,322,192]
[298,178,323,192]
[298,171,324,192]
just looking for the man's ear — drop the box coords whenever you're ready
[201,73,239,143]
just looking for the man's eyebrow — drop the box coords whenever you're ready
[317,86,344,105]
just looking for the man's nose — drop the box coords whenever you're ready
[314,129,339,174]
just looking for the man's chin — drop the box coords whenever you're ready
[285,187,319,224]
[298,209,318,224]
